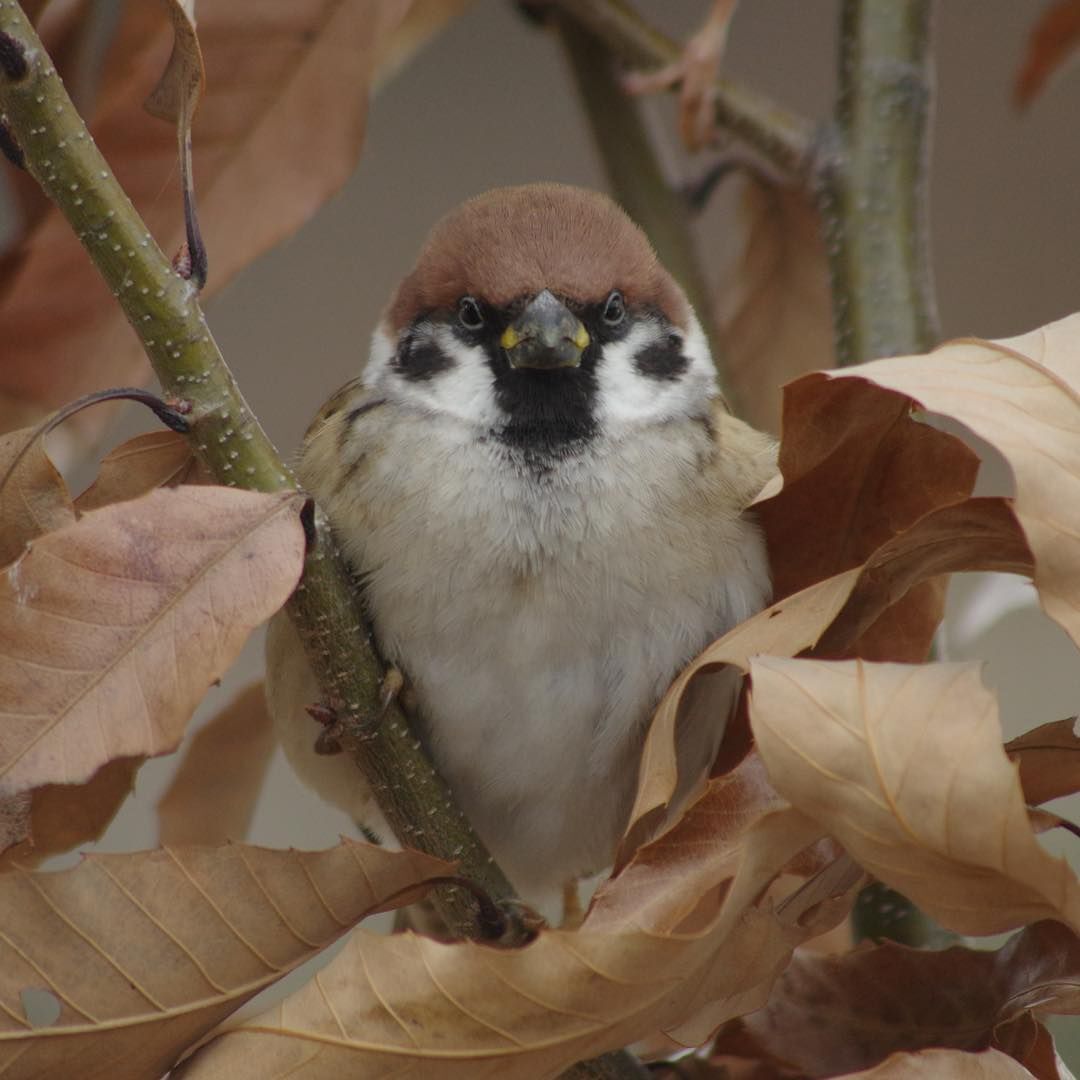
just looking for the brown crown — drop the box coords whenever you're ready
[385,183,690,332]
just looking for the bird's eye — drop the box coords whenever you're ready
[602,290,626,326]
[457,296,485,331]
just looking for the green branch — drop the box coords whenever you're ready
[0,2,509,942]
[546,0,812,180]
[817,0,939,365]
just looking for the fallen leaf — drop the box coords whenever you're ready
[713,921,1080,1077]
[0,486,305,796]
[157,681,275,845]
[719,175,835,434]
[0,838,451,1080]
[1015,0,1080,108]
[749,657,1080,936]
[829,312,1080,650]
[0,424,75,568]
[0,1,457,429]
[74,429,205,511]
[0,756,140,868]
[837,1047,1041,1078]
[1006,718,1080,805]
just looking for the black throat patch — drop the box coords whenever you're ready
[488,353,599,462]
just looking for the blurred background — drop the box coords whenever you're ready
[6,0,1080,1063]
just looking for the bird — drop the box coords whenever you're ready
[266,183,776,905]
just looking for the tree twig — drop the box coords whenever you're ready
[815,0,939,366]
[545,0,812,180]
[551,10,733,405]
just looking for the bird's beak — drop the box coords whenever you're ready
[500,290,590,370]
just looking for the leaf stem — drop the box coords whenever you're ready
[0,2,510,943]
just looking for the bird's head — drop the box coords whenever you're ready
[365,183,718,457]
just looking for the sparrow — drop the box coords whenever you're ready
[266,183,776,903]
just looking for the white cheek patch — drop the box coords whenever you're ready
[594,311,717,431]
[365,323,501,430]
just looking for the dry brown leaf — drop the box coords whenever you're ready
[157,681,275,845]
[0,1,453,426]
[749,657,1080,936]
[0,425,75,567]
[829,313,1080,650]
[0,756,140,868]
[755,372,979,668]
[0,486,305,797]
[175,806,857,1078]
[74,429,206,511]
[625,494,1033,862]
[595,754,798,933]
[0,838,451,1080]
[1015,0,1080,107]
[720,175,835,433]
[144,0,203,125]
[1006,718,1080,806]
[713,921,1080,1077]
[838,1048,1041,1079]
[622,569,861,863]
[813,496,1034,658]
[757,373,980,604]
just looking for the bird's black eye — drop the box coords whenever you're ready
[457,296,485,331]
[602,290,626,326]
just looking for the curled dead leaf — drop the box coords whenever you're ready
[719,175,835,433]
[176,799,858,1078]
[0,0,449,429]
[749,657,1080,936]
[0,424,75,567]
[1015,0,1080,108]
[0,838,451,1080]
[157,681,275,846]
[1006,718,1080,806]
[0,756,140,869]
[713,920,1080,1077]
[829,313,1080,651]
[74,429,206,511]
[0,486,305,796]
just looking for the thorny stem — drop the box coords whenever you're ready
[0,0,513,943]
[816,0,939,365]
[545,0,812,180]
[551,10,733,408]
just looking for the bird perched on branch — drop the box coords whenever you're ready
[267,183,775,904]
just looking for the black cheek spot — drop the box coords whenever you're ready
[633,336,689,381]
[394,337,454,382]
